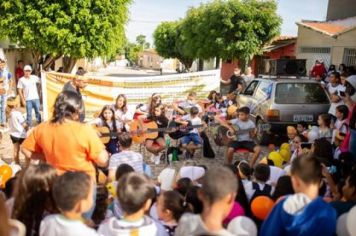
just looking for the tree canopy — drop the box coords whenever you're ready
[0,0,131,72]
[153,0,281,68]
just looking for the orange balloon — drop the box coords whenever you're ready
[0,164,13,188]
[251,196,275,220]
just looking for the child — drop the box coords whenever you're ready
[138,104,168,164]
[330,170,356,217]
[296,121,309,139]
[173,92,203,115]
[261,155,337,236]
[243,163,273,202]
[8,97,27,164]
[93,105,123,155]
[108,133,143,181]
[327,72,345,119]
[156,190,189,236]
[135,93,162,119]
[175,166,237,236]
[12,164,58,236]
[317,113,333,141]
[333,104,349,145]
[177,106,203,159]
[113,94,131,131]
[224,106,261,166]
[98,172,160,235]
[40,171,97,236]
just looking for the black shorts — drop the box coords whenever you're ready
[10,135,25,144]
[229,140,256,152]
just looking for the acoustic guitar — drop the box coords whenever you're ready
[94,126,119,144]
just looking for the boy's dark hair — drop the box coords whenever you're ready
[238,106,250,115]
[291,155,322,185]
[190,106,199,116]
[201,166,238,204]
[186,186,203,214]
[313,138,333,166]
[175,177,193,197]
[115,163,135,181]
[336,105,349,120]
[297,121,308,129]
[117,172,155,215]
[118,133,132,148]
[254,164,270,182]
[52,171,91,212]
[236,161,251,179]
[92,185,109,225]
[272,176,294,200]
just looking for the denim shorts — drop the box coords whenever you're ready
[182,133,201,145]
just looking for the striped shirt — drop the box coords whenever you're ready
[109,150,143,173]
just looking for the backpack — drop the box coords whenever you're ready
[250,182,272,202]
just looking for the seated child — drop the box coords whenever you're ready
[317,114,333,142]
[224,107,261,166]
[175,166,237,236]
[156,190,189,236]
[108,133,143,181]
[98,172,161,235]
[40,171,98,236]
[296,121,309,139]
[261,155,337,236]
[177,106,203,159]
[243,163,273,202]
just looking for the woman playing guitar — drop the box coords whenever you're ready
[138,103,168,164]
[134,93,162,119]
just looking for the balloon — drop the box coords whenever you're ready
[251,196,275,220]
[279,149,291,162]
[280,143,290,152]
[268,151,284,168]
[0,164,13,188]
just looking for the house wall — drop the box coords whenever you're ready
[296,26,356,71]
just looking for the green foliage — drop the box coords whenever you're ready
[153,21,194,69]
[0,0,131,59]
[153,0,281,67]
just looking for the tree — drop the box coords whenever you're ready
[181,0,282,67]
[136,34,150,50]
[153,21,194,70]
[0,0,131,73]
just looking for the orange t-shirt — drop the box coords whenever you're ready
[22,121,105,180]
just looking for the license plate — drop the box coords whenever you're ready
[293,114,313,122]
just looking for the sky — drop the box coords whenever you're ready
[125,0,329,45]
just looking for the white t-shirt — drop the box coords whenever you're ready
[40,214,98,236]
[9,110,26,138]
[182,114,202,134]
[243,181,274,201]
[327,83,345,116]
[109,150,143,173]
[229,119,255,141]
[178,100,203,114]
[17,75,40,101]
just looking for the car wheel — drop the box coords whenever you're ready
[256,119,269,145]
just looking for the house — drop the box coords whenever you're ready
[138,49,179,71]
[296,16,356,72]
[220,36,297,80]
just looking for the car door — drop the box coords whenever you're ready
[237,80,259,120]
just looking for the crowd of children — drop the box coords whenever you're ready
[0,68,356,236]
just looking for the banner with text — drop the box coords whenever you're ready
[42,70,220,120]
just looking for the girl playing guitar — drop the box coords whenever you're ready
[138,103,168,164]
[113,94,131,131]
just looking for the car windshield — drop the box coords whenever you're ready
[275,83,329,104]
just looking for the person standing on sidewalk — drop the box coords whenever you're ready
[0,58,12,127]
[17,65,41,127]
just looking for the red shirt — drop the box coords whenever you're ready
[15,67,24,82]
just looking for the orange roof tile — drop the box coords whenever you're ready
[298,16,356,37]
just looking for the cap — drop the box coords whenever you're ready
[346,75,356,89]
[24,65,32,71]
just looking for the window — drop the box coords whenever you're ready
[254,81,273,101]
[300,47,331,54]
[343,48,356,66]
[243,81,259,96]
[275,83,329,104]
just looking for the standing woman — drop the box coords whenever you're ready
[21,91,109,180]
